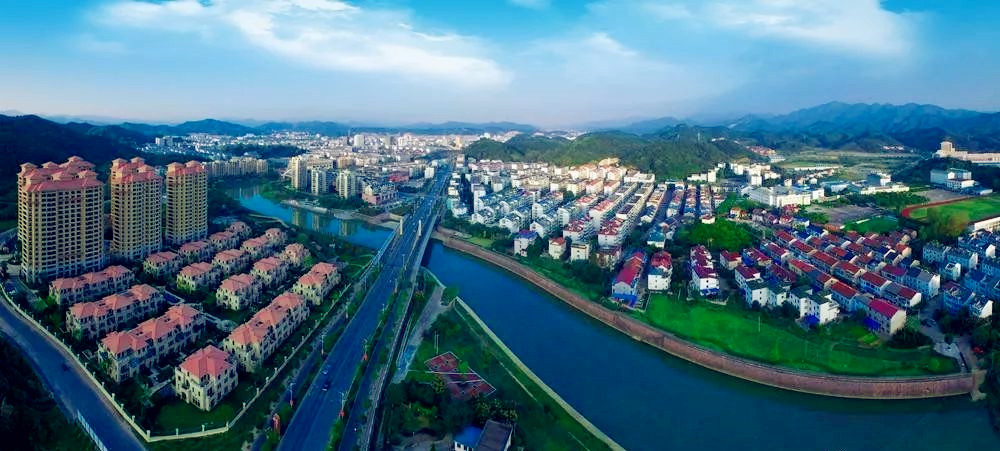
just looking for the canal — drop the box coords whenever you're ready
[228,185,1000,450]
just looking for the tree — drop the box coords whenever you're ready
[920,208,968,243]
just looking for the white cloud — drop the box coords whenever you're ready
[641,2,692,20]
[705,0,913,56]
[597,0,914,57]
[509,0,550,9]
[584,32,637,57]
[76,34,129,54]
[93,0,509,88]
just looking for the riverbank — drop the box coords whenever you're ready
[386,293,620,450]
[433,230,979,400]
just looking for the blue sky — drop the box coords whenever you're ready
[0,0,998,127]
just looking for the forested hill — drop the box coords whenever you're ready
[463,129,750,180]
[0,114,149,180]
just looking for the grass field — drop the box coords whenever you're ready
[906,195,1000,222]
[843,215,899,234]
[639,293,957,376]
[404,308,612,451]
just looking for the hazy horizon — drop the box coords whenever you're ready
[2,1,1000,127]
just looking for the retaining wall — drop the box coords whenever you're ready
[435,232,978,400]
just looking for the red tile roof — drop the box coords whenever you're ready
[868,298,901,318]
[179,345,232,379]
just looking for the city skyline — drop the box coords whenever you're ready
[2,0,1000,127]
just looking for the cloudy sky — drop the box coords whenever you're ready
[0,0,997,127]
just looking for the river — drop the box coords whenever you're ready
[226,184,391,249]
[229,184,1000,450]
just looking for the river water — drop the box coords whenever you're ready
[229,184,1000,450]
[226,184,391,249]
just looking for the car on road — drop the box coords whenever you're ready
[322,380,331,391]
[323,365,330,375]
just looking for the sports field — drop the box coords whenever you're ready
[905,195,1000,222]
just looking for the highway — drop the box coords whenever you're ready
[278,168,449,451]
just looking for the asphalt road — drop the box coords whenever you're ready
[0,292,146,451]
[278,170,449,451]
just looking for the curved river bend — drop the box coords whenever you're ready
[230,185,1000,450]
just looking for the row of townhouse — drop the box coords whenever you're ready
[222,292,309,372]
[611,251,646,308]
[941,282,995,318]
[174,345,238,411]
[50,265,135,306]
[690,246,719,298]
[647,251,673,292]
[98,304,204,382]
[291,262,340,305]
[66,284,163,340]
[772,227,938,302]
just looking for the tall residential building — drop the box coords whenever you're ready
[289,157,309,191]
[337,169,356,198]
[110,158,163,261]
[18,157,105,285]
[165,161,208,246]
[311,169,330,195]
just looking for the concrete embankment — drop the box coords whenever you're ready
[433,231,978,400]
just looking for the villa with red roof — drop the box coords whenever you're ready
[143,251,182,279]
[264,228,287,247]
[647,251,673,292]
[49,266,135,306]
[98,304,204,382]
[292,262,340,305]
[212,248,250,277]
[217,273,262,311]
[252,257,289,289]
[222,292,308,371]
[66,284,163,340]
[241,236,272,260]
[548,237,567,259]
[227,221,252,241]
[859,271,891,296]
[611,251,646,307]
[176,262,221,293]
[209,231,239,252]
[279,243,310,268]
[174,345,238,411]
[178,240,213,264]
[864,298,906,335]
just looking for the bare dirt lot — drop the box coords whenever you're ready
[916,189,969,204]
[808,204,878,224]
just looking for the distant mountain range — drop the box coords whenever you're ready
[621,102,1000,152]
[102,118,537,137]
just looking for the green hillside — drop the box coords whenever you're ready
[464,129,750,180]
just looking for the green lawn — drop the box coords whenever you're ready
[907,195,1000,222]
[403,308,612,451]
[843,215,899,234]
[640,293,957,376]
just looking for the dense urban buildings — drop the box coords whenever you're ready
[17,157,105,284]
[110,157,163,261]
[165,161,208,246]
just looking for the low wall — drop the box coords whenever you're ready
[434,232,978,400]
